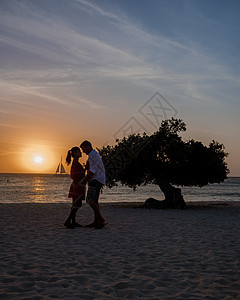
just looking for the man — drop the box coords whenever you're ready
[80,140,107,229]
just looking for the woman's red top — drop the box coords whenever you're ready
[68,159,86,200]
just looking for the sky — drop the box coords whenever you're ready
[0,0,239,175]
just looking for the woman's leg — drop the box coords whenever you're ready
[71,197,83,226]
[64,197,82,227]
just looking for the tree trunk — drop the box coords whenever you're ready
[144,180,187,209]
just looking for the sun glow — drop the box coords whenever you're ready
[20,144,56,173]
[34,156,43,164]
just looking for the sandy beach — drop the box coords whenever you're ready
[0,202,240,299]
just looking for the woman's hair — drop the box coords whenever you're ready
[66,147,80,165]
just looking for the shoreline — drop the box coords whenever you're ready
[1,200,240,208]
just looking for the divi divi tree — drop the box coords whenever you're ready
[99,118,229,209]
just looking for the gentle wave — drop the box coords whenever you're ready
[0,174,239,204]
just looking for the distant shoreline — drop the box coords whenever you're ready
[0,173,240,178]
[1,200,240,208]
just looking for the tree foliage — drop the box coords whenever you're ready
[98,118,229,205]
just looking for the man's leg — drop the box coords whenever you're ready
[89,201,105,225]
[86,181,105,227]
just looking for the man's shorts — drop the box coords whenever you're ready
[86,179,103,205]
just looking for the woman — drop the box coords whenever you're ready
[64,147,86,229]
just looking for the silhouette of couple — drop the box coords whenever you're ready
[64,141,107,229]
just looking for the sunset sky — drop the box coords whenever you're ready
[0,0,239,175]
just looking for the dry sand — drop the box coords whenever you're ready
[0,202,240,299]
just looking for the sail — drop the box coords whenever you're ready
[60,163,66,174]
[55,157,67,175]
[56,164,60,174]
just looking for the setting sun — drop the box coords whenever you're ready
[34,156,43,164]
[20,144,56,173]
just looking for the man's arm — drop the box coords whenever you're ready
[80,170,94,185]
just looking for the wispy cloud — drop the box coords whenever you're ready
[0,0,239,109]
[0,0,239,174]
[74,0,124,23]
[0,77,110,112]
[0,0,196,75]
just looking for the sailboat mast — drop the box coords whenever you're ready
[55,156,67,175]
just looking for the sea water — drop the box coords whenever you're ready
[0,173,239,204]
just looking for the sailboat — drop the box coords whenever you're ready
[55,157,67,175]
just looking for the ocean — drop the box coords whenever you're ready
[0,173,239,204]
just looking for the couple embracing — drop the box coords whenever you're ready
[64,140,107,229]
